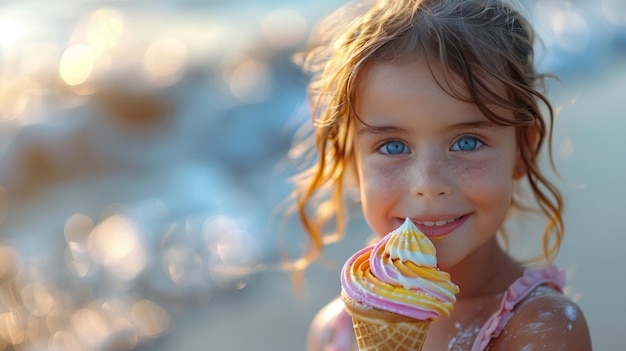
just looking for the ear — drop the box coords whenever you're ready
[513,158,526,180]
[525,123,540,151]
[513,124,539,180]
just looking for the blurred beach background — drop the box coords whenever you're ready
[0,0,624,350]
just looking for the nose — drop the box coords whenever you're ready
[409,154,453,199]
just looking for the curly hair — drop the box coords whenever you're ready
[290,0,563,275]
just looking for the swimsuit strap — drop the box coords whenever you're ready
[470,265,566,351]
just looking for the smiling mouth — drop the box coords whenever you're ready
[414,216,463,227]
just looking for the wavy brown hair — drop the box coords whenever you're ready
[290,0,563,276]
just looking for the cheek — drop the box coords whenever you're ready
[358,163,406,231]
[359,175,388,212]
[458,159,515,206]
[359,161,406,199]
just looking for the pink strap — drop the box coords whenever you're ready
[470,265,566,351]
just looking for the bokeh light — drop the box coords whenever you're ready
[0,78,33,121]
[260,8,308,48]
[0,245,21,280]
[160,218,212,294]
[71,306,110,345]
[202,215,263,290]
[143,36,188,87]
[59,44,97,86]
[48,330,83,351]
[129,300,169,338]
[602,0,626,25]
[534,2,590,54]
[0,13,27,49]
[84,8,125,51]
[21,283,59,318]
[221,55,272,103]
[551,9,590,54]
[87,215,147,281]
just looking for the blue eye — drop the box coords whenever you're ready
[451,136,483,151]
[379,141,410,155]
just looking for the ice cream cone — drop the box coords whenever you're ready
[342,291,430,351]
[340,219,459,350]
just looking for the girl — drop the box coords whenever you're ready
[291,0,592,350]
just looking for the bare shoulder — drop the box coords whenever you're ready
[306,297,357,351]
[490,286,592,350]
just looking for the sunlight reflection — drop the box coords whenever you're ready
[48,330,83,351]
[71,306,109,345]
[260,8,308,49]
[87,215,147,281]
[558,136,575,160]
[21,283,59,318]
[221,55,272,103]
[551,10,589,53]
[0,310,26,346]
[0,246,21,280]
[84,8,125,51]
[160,221,207,289]
[602,0,626,25]
[100,299,138,350]
[535,2,590,54]
[0,13,26,49]
[65,248,94,278]
[129,300,169,338]
[143,36,188,87]
[163,245,206,287]
[203,215,262,290]
[17,42,61,85]
[0,78,32,121]
[45,309,68,338]
[65,213,95,254]
[59,44,96,86]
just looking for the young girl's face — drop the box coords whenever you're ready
[353,59,521,269]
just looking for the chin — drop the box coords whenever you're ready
[433,252,464,271]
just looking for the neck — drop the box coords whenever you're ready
[447,237,524,299]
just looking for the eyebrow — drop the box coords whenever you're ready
[357,119,501,136]
[445,120,502,131]
[357,124,407,136]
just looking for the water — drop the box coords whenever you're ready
[0,1,624,350]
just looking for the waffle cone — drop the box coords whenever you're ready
[341,292,431,351]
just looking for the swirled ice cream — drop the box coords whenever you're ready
[341,218,459,320]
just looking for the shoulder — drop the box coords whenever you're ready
[306,297,357,351]
[489,286,592,350]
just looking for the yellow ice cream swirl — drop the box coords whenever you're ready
[342,218,459,320]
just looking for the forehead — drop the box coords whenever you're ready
[355,60,467,110]
[353,59,513,125]
[355,58,472,106]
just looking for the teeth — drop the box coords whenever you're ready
[418,217,460,227]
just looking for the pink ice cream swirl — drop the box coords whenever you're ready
[341,218,459,320]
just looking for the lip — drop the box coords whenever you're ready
[408,214,470,238]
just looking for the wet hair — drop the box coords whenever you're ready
[290,0,563,274]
